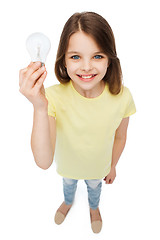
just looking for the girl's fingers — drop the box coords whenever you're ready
[26,61,42,78]
[20,62,41,84]
[105,176,110,184]
[27,61,33,68]
[28,65,46,87]
[19,62,41,87]
[19,65,30,87]
[34,71,47,91]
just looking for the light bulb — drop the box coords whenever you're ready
[26,32,51,65]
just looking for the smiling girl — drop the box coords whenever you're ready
[65,31,108,98]
[19,12,136,234]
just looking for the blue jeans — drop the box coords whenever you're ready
[63,178,102,210]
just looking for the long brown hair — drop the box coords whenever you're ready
[55,12,123,95]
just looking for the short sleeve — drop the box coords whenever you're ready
[123,88,136,118]
[45,87,56,118]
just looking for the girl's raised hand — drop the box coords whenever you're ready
[19,62,48,111]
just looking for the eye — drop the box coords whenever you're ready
[71,55,80,60]
[94,55,103,59]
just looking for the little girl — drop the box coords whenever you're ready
[19,12,136,234]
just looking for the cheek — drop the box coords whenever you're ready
[98,63,108,75]
[66,63,78,75]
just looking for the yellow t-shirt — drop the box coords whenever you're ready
[45,80,136,180]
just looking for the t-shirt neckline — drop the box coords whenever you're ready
[70,80,107,101]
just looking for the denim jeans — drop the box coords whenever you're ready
[63,178,102,210]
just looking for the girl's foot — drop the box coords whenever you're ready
[90,207,102,233]
[54,202,72,225]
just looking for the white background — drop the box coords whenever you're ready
[0,0,160,239]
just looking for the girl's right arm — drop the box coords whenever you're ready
[19,62,55,169]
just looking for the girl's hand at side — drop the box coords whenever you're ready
[19,62,48,111]
[103,167,116,184]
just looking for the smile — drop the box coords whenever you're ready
[77,74,97,81]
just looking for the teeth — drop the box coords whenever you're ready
[79,75,95,79]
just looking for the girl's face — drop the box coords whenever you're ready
[65,31,109,98]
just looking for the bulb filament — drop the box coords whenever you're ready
[37,46,41,60]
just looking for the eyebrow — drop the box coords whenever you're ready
[66,51,105,55]
[67,51,80,54]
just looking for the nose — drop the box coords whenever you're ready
[80,59,93,72]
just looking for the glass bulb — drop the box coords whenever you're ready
[26,32,51,65]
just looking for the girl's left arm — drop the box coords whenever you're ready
[104,117,129,184]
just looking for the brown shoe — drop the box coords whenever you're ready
[90,207,102,233]
[54,202,72,225]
